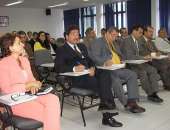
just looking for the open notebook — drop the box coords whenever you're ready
[0,86,53,106]
[0,92,37,106]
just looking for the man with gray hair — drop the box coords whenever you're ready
[83,27,96,50]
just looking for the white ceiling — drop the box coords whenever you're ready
[0,0,120,10]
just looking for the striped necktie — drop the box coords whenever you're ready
[74,45,82,57]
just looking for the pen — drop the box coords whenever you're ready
[41,79,45,84]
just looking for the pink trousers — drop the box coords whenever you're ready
[12,94,61,130]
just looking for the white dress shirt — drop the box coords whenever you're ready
[67,42,84,72]
[67,42,81,53]
[155,37,170,53]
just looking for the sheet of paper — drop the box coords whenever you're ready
[60,69,90,76]
[40,63,54,68]
[0,92,37,106]
[97,64,125,70]
[151,55,168,60]
[124,60,149,64]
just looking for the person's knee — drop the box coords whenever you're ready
[46,94,60,105]
[139,70,147,77]
[148,66,158,74]
[128,70,137,80]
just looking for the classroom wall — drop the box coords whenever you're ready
[0,7,64,38]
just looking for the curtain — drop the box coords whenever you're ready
[64,8,79,32]
[105,4,114,29]
[159,0,170,35]
[127,0,151,32]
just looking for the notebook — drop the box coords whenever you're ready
[0,92,37,106]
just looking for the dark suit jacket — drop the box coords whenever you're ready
[55,43,94,73]
[121,35,144,60]
[138,36,158,56]
[89,37,124,66]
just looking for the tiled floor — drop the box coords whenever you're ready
[61,89,170,130]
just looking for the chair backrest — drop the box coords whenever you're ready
[34,49,54,66]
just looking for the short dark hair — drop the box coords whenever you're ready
[66,25,79,35]
[27,31,32,34]
[85,27,94,35]
[101,28,107,32]
[143,25,154,33]
[17,31,26,36]
[0,33,16,57]
[158,27,166,34]
[107,26,119,33]
[119,27,127,34]
[130,24,143,33]
[38,31,45,37]
[33,32,38,36]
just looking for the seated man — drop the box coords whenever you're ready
[138,26,170,90]
[89,26,145,113]
[83,27,96,50]
[54,25,122,127]
[155,28,170,54]
[121,25,163,103]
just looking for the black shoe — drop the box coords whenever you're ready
[98,102,115,111]
[125,102,145,113]
[148,94,163,103]
[102,115,123,127]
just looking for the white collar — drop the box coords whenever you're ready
[67,42,76,49]
[143,36,148,42]
[131,35,137,43]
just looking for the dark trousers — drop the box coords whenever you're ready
[96,70,115,103]
[127,63,160,95]
[72,72,114,103]
[72,75,99,93]
[151,59,170,88]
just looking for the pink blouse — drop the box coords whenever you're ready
[0,55,36,94]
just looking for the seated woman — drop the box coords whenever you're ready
[34,31,50,51]
[0,33,60,130]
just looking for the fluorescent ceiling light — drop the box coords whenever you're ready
[5,0,24,6]
[48,2,68,8]
[83,0,89,2]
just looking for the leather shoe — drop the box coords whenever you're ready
[102,116,123,127]
[125,102,145,113]
[148,94,163,103]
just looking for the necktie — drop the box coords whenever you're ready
[147,40,155,52]
[74,45,82,57]
[135,40,139,56]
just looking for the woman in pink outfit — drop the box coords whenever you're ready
[0,33,61,130]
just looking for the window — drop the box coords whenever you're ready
[80,6,97,37]
[104,1,127,29]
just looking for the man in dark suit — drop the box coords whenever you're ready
[54,25,123,127]
[138,25,170,90]
[121,25,163,103]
